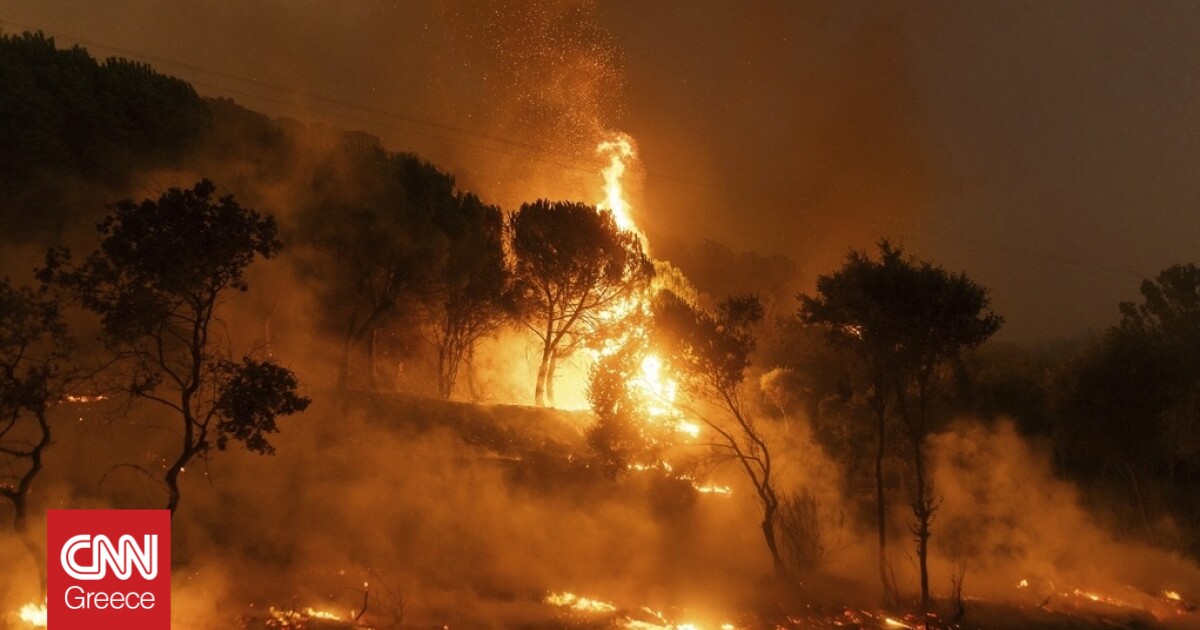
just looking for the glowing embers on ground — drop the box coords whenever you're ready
[691,483,733,496]
[62,394,107,403]
[543,590,735,629]
[17,601,46,627]
[1015,577,1196,622]
[784,608,955,630]
[623,461,732,498]
[264,606,351,628]
[1059,586,1197,620]
[545,591,617,613]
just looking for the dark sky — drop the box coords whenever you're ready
[3,0,1199,341]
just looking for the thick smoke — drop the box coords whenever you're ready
[929,420,1200,603]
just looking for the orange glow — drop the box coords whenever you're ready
[266,606,344,628]
[587,133,691,434]
[18,602,46,627]
[596,133,641,238]
[545,591,617,613]
[63,394,107,403]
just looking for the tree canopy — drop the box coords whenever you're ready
[800,241,1001,608]
[44,180,309,514]
[0,31,208,241]
[509,200,652,406]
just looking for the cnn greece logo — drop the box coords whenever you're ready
[60,534,158,580]
[48,510,170,629]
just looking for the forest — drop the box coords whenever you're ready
[2,31,1200,629]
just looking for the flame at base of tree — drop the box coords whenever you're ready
[580,132,704,471]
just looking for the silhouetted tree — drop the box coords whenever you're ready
[423,193,509,399]
[0,278,71,598]
[1119,263,1200,342]
[43,180,309,515]
[0,31,208,242]
[1059,263,1200,533]
[801,241,1001,610]
[297,149,449,390]
[652,291,792,583]
[509,200,652,406]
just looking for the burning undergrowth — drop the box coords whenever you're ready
[0,392,764,628]
[5,391,1200,629]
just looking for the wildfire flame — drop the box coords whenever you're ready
[545,590,734,629]
[545,591,617,613]
[266,606,344,628]
[590,132,689,432]
[17,602,46,627]
[633,355,680,419]
[63,394,107,403]
[597,133,641,239]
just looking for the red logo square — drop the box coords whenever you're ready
[47,510,170,629]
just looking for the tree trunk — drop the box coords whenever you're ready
[534,340,552,407]
[912,434,932,611]
[546,351,559,407]
[874,404,893,606]
[165,419,194,517]
[903,376,935,612]
[466,347,480,402]
[164,457,185,516]
[1126,462,1153,536]
[13,497,46,599]
[10,408,50,599]
[15,405,51,597]
[761,503,790,584]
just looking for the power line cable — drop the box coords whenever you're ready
[0,17,1154,286]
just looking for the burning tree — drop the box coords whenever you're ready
[509,199,652,407]
[0,278,71,598]
[650,290,794,583]
[422,192,509,399]
[43,180,310,515]
[586,309,679,476]
[801,241,1000,610]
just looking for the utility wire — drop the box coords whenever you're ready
[0,17,1153,286]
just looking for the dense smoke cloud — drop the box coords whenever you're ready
[929,420,1200,602]
[0,395,769,627]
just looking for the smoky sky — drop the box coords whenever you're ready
[3,0,1199,341]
